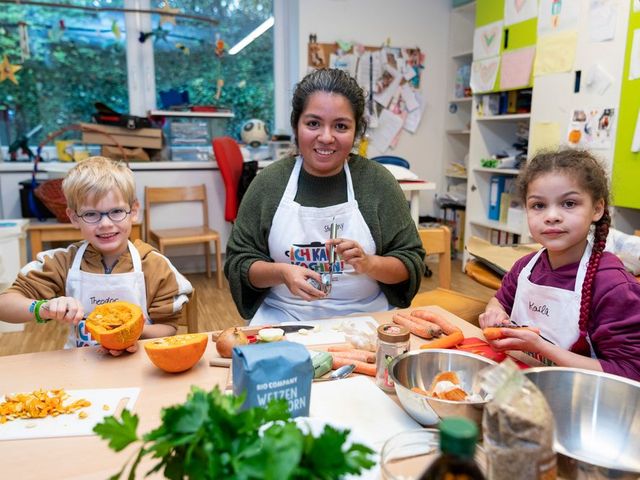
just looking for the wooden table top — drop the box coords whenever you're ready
[0,307,537,480]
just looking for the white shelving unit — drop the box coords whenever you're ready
[440,1,475,255]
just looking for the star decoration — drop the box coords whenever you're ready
[0,55,22,85]
[159,4,180,26]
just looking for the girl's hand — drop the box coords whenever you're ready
[327,238,371,274]
[478,308,510,329]
[487,327,545,353]
[280,264,326,301]
[40,297,84,325]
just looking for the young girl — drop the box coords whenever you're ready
[479,149,640,381]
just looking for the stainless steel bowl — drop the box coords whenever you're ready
[525,367,640,479]
[389,349,496,427]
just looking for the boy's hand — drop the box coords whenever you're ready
[98,343,138,357]
[41,297,84,325]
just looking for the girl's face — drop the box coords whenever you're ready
[68,190,139,263]
[525,172,604,268]
[296,91,356,177]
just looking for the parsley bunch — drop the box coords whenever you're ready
[94,386,376,479]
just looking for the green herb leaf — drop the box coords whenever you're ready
[93,409,140,452]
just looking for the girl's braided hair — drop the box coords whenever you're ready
[517,149,610,349]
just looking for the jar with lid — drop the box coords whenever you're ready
[376,323,410,392]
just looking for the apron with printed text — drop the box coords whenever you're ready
[251,157,389,325]
[64,241,150,348]
[510,243,596,358]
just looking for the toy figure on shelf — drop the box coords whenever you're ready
[8,125,43,162]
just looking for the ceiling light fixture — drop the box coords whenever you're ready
[228,16,274,55]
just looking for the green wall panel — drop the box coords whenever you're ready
[612,7,640,209]
[503,18,537,51]
[476,0,503,27]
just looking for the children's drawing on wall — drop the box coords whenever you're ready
[307,37,426,155]
[566,108,615,149]
[629,29,640,80]
[504,0,538,27]
[634,0,640,13]
[473,21,503,60]
[538,0,581,35]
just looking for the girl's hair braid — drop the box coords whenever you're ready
[517,149,611,346]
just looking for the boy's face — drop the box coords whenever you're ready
[67,190,139,260]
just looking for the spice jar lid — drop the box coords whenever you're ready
[377,323,410,343]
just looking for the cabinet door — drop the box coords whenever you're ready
[476,0,504,27]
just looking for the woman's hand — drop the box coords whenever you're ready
[40,297,84,325]
[487,327,545,354]
[281,264,327,301]
[327,238,372,274]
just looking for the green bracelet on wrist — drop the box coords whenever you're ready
[33,299,50,324]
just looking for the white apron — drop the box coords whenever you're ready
[511,243,596,357]
[251,157,389,325]
[64,241,150,348]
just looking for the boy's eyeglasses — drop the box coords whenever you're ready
[75,208,131,224]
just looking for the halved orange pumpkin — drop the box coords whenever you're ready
[144,333,208,373]
[85,301,144,350]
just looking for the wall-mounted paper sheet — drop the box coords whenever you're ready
[504,0,538,27]
[632,108,640,153]
[566,108,615,150]
[530,122,561,155]
[370,108,404,153]
[473,21,503,60]
[500,46,536,90]
[403,91,424,133]
[400,83,419,112]
[329,53,357,77]
[629,29,640,80]
[584,63,613,95]
[589,0,617,42]
[635,0,640,12]
[534,30,578,75]
[470,56,500,93]
[538,0,581,35]
[373,65,402,109]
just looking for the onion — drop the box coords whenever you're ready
[215,327,249,358]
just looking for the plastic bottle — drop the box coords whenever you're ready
[419,416,486,480]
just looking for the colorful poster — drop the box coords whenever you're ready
[473,21,503,60]
[534,30,578,75]
[566,108,615,150]
[504,0,538,27]
[500,46,536,90]
[470,56,500,93]
[538,0,581,35]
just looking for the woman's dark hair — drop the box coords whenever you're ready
[517,148,610,352]
[290,68,367,146]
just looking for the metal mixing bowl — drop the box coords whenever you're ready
[525,367,640,479]
[389,349,496,427]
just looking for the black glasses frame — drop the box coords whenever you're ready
[74,208,132,224]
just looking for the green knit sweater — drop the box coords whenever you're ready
[224,154,425,319]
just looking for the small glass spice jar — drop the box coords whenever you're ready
[376,323,410,392]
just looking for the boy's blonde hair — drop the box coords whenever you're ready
[62,156,137,210]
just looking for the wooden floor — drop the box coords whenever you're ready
[0,259,496,357]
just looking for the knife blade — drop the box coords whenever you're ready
[211,324,317,341]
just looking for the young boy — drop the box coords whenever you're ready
[0,156,192,354]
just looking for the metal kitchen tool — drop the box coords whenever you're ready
[313,363,356,382]
[306,218,337,295]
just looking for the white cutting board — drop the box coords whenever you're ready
[0,387,140,441]
[284,315,378,346]
[310,376,420,451]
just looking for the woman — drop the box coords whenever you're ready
[225,68,425,324]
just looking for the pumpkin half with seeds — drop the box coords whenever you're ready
[85,301,144,350]
[144,333,208,373]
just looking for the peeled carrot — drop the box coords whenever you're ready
[395,311,443,337]
[326,347,376,364]
[483,326,541,341]
[411,309,461,335]
[420,331,465,350]
[331,355,377,377]
[392,313,437,339]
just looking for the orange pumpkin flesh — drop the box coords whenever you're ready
[144,333,208,373]
[85,301,144,350]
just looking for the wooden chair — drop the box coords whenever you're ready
[418,226,451,289]
[179,288,199,333]
[144,185,223,288]
[464,259,503,290]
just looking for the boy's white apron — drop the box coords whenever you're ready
[511,243,596,357]
[251,157,389,325]
[64,241,150,348]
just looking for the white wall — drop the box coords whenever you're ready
[294,0,452,218]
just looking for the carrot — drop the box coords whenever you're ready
[420,331,465,350]
[483,326,541,341]
[327,347,376,363]
[392,313,437,339]
[331,355,377,377]
[395,311,443,337]
[411,309,461,335]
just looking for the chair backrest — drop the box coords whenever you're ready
[179,287,198,333]
[418,225,451,289]
[144,185,209,239]
[371,155,411,169]
[213,136,245,222]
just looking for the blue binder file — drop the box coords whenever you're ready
[488,175,506,220]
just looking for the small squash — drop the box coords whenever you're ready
[144,333,208,373]
[85,301,144,350]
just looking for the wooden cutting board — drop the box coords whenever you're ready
[0,387,140,441]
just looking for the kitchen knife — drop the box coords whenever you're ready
[211,324,317,341]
